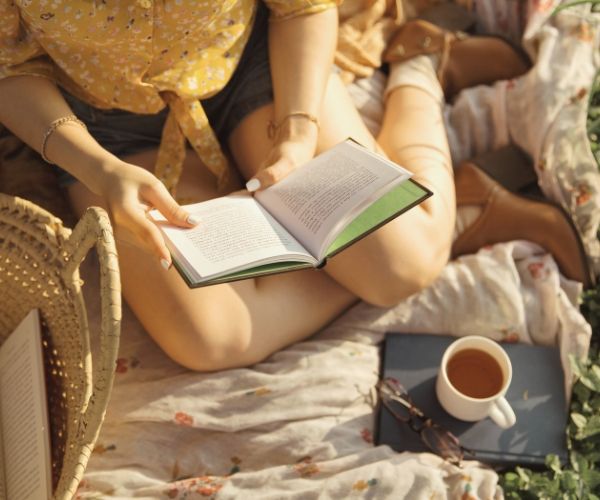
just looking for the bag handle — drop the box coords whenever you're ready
[60,206,121,495]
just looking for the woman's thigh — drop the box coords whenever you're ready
[67,149,356,371]
[229,73,453,306]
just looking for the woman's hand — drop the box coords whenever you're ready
[246,115,319,192]
[96,160,197,267]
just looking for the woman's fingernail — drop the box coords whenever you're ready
[187,214,201,225]
[246,178,261,192]
[160,258,171,270]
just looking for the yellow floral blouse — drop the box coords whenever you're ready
[0,0,339,193]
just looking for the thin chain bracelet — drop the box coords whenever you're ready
[267,112,320,140]
[41,115,87,164]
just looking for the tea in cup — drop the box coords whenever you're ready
[436,336,516,429]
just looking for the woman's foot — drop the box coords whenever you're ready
[452,160,594,288]
[383,19,531,99]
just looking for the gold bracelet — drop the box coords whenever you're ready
[267,112,320,139]
[41,115,87,164]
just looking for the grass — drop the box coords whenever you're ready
[499,71,600,499]
[553,0,600,15]
[553,1,600,14]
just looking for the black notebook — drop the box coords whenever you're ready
[376,333,569,469]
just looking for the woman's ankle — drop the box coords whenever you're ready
[385,54,444,105]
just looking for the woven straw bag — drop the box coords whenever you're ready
[0,193,121,499]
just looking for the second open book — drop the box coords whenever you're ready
[154,139,432,287]
[0,309,52,500]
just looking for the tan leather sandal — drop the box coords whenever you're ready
[452,160,595,289]
[383,19,532,100]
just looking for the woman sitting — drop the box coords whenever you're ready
[0,0,587,374]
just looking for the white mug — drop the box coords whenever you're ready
[436,336,516,429]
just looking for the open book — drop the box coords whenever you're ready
[0,309,52,500]
[155,139,432,287]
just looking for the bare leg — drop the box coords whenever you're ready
[231,74,454,307]
[68,73,453,371]
[68,150,356,371]
[376,84,456,275]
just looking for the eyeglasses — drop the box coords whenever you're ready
[376,377,473,465]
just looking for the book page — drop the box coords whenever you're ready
[155,194,316,282]
[0,309,52,500]
[256,140,410,259]
[0,429,5,500]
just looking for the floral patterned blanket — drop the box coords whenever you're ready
[78,239,589,499]
[77,1,599,499]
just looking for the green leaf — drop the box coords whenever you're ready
[590,106,600,118]
[559,471,580,493]
[553,0,600,16]
[571,413,587,429]
[573,383,591,405]
[575,415,600,439]
[589,395,600,410]
[573,360,600,392]
[501,471,533,495]
[581,451,600,463]
[581,469,600,490]
[576,364,600,393]
[530,474,560,498]
[516,466,532,487]
[546,454,563,475]
[569,452,590,474]
[579,372,600,392]
[570,355,588,379]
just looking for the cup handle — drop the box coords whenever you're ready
[488,397,516,429]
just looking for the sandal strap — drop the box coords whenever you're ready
[436,31,454,91]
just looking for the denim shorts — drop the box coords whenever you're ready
[57,3,272,185]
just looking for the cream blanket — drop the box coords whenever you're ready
[78,241,589,499]
[78,1,599,498]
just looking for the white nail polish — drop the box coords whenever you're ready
[187,214,201,225]
[160,258,171,270]
[246,178,261,192]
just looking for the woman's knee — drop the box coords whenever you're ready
[154,304,257,372]
[359,243,450,308]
